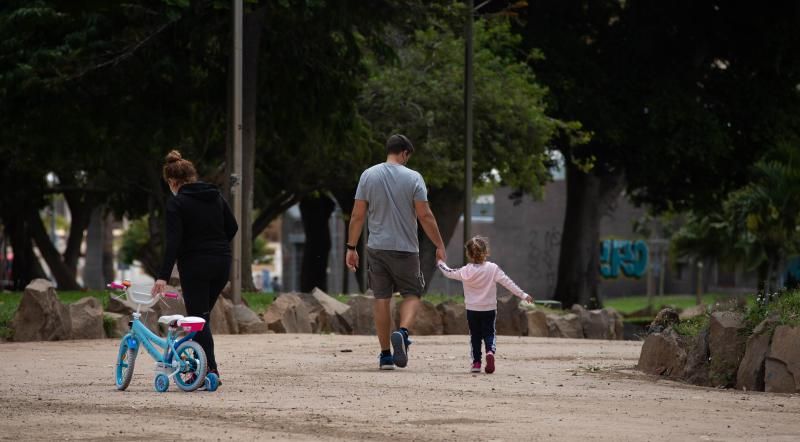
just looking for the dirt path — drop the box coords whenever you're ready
[1,335,798,441]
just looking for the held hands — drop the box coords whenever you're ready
[435,247,447,262]
[346,249,359,272]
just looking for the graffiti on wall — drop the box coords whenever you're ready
[600,239,649,279]
[528,227,561,295]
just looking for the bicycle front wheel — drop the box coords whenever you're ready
[115,337,137,390]
[172,340,207,392]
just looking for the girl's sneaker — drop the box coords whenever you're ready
[470,361,481,373]
[485,352,495,374]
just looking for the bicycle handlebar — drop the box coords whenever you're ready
[107,281,180,301]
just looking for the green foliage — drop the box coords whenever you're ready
[673,314,709,337]
[744,289,800,335]
[673,157,800,291]
[119,217,149,266]
[359,17,560,197]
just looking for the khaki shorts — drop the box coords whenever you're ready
[367,247,425,299]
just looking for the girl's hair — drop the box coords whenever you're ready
[465,236,490,264]
[162,150,198,184]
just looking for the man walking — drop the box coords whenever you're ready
[346,134,447,370]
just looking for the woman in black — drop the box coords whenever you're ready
[152,150,238,382]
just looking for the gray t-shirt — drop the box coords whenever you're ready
[354,163,428,253]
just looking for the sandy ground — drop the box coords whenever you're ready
[1,334,798,441]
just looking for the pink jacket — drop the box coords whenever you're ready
[437,260,530,311]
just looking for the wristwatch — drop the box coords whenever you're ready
[346,244,357,251]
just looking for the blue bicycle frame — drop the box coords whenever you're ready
[124,313,198,375]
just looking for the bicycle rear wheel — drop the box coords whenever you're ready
[115,337,137,390]
[172,340,207,392]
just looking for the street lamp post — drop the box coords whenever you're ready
[463,0,474,265]
[231,0,243,304]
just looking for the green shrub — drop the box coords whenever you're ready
[744,289,800,334]
[673,314,709,337]
[102,314,117,338]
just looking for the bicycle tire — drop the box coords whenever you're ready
[172,340,207,392]
[115,337,137,390]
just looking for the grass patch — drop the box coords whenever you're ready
[58,291,110,308]
[242,292,275,314]
[0,292,20,339]
[604,294,749,315]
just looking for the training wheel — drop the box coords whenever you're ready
[154,374,169,392]
[204,373,219,392]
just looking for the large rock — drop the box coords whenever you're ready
[682,329,711,386]
[11,279,71,341]
[708,311,746,387]
[679,304,707,321]
[299,288,352,334]
[525,310,549,337]
[103,312,129,338]
[437,301,469,335]
[572,305,616,340]
[233,304,269,334]
[68,297,105,340]
[210,297,238,334]
[342,294,396,335]
[736,316,779,391]
[496,295,527,336]
[606,307,625,340]
[394,299,443,335]
[546,313,583,338]
[637,330,687,377]
[764,325,800,393]
[263,293,313,333]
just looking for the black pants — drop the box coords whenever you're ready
[466,309,497,363]
[177,254,231,371]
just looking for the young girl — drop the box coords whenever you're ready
[437,236,533,374]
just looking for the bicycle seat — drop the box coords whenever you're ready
[158,314,185,326]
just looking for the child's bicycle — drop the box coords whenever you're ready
[108,280,219,392]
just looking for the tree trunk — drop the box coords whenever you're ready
[102,211,115,284]
[6,215,47,290]
[27,208,82,290]
[553,160,624,308]
[418,185,465,292]
[83,206,115,289]
[299,194,336,292]
[62,190,94,276]
[239,5,268,292]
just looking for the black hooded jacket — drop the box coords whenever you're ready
[157,182,238,280]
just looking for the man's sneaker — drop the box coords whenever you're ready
[379,353,395,370]
[485,352,495,374]
[391,330,409,368]
[470,361,481,373]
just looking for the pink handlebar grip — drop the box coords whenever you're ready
[107,282,125,290]
[163,292,179,299]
